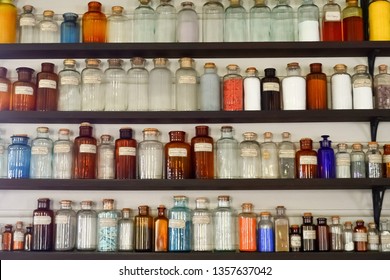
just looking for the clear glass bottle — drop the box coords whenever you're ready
[282,62,306,110]
[331,64,353,109]
[367,222,379,251]
[335,143,351,178]
[224,0,247,42]
[149,58,173,111]
[155,0,176,42]
[58,59,82,111]
[133,0,155,42]
[223,64,243,111]
[260,132,279,179]
[306,63,328,110]
[2,224,12,251]
[297,0,320,41]
[366,141,383,178]
[191,126,214,179]
[138,128,163,179]
[38,10,59,43]
[261,68,281,110]
[322,0,342,41]
[176,57,198,111]
[0,67,10,111]
[107,6,129,43]
[343,221,354,251]
[54,200,77,251]
[199,62,220,111]
[60,13,80,43]
[118,208,134,251]
[384,144,390,178]
[168,195,192,252]
[82,1,107,43]
[115,128,137,179]
[11,67,36,111]
[36,62,58,111]
[317,217,330,251]
[374,64,390,109]
[103,59,127,111]
[0,0,17,43]
[192,197,213,251]
[97,199,118,252]
[379,219,390,252]
[258,211,274,252]
[329,215,343,251]
[317,135,336,179]
[369,0,390,41]
[350,143,366,178]
[216,126,240,178]
[238,203,257,252]
[352,64,373,109]
[249,0,271,42]
[290,224,302,252]
[0,135,7,178]
[7,134,31,179]
[274,206,289,252]
[244,67,261,111]
[154,205,168,252]
[213,195,237,251]
[32,198,54,251]
[342,0,364,41]
[165,131,191,179]
[240,132,261,178]
[30,127,53,179]
[97,134,115,179]
[53,128,73,179]
[19,5,36,43]
[177,2,199,42]
[270,0,295,41]
[73,122,97,179]
[12,221,24,251]
[76,200,97,251]
[301,212,316,252]
[81,59,104,111]
[134,205,153,252]
[128,57,149,111]
[278,132,296,179]
[24,224,33,251]
[296,138,317,178]
[353,220,368,252]
[203,0,224,42]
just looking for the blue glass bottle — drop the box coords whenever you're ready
[30,127,53,179]
[97,198,118,252]
[258,211,275,252]
[168,195,192,252]
[60,13,80,43]
[7,134,31,179]
[317,135,336,178]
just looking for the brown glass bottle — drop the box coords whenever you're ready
[134,205,153,252]
[317,217,330,251]
[12,221,25,251]
[289,224,302,252]
[165,131,191,179]
[82,1,107,43]
[32,198,54,251]
[306,63,328,110]
[0,67,11,110]
[24,224,33,251]
[301,212,317,252]
[11,67,36,111]
[36,62,58,111]
[73,122,97,179]
[2,224,13,251]
[191,125,214,179]
[154,205,168,252]
[383,144,390,178]
[261,68,281,110]
[353,219,368,252]
[296,138,318,178]
[115,128,137,179]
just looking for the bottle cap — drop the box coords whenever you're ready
[179,57,194,68]
[85,59,101,67]
[63,59,76,67]
[37,127,49,133]
[287,62,300,69]
[333,64,347,72]
[112,6,124,14]
[131,57,146,66]
[226,64,239,71]
[153,58,168,66]
[354,64,367,73]
[107,59,124,67]
[58,128,70,135]
[218,195,231,201]
[204,62,216,69]
[245,67,258,75]
[43,10,54,17]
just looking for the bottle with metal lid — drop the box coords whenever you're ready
[165,131,191,179]
[73,122,97,179]
[270,0,294,41]
[317,135,336,179]
[366,141,382,178]
[54,200,76,251]
[118,208,134,251]
[192,197,213,251]
[331,64,353,109]
[7,134,31,179]
[97,198,118,252]
[335,143,351,178]
[53,128,73,179]
[149,58,173,111]
[329,215,343,251]
[76,200,97,251]
[352,64,373,109]
[19,5,36,43]
[258,211,274,252]
[199,62,220,111]
[317,217,330,251]
[82,1,107,43]
[138,128,163,179]
[261,68,281,110]
[244,67,261,111]
[107,6,128,43]
[367,222,379,251]
[177,2,199,42]
[81,59,104,111]
[58,59,81,111]
[321,0,342,41]
[128,57,149,111]
[38,10,59,43]
[104,59,128,111]
[115,128,137,179]
[97,134,115,179]
[203,0,224,42]
[282,62,306,110]
[30,127,53,179]
[353,220,367,252]
[213,195,237,251]
[0,66,11,111]
[36,62,58,111]
[176,57,198,111]
[155,0,176,42]
[289,224,302,252]
[168,195,192,252]
[238,203,257,252]
[134,0,155,42]
[301,212,316,252]
[60,12,79,43]
[32,198,54,251]
[240,132,261,178]
[191,126,214,179]
[249,0,271,42]
[379,219,390,252]
[296,138,317,179]
[154,205,168,252]
[374,64,390,109]
[260,132,279,178]
[225,0,247,42]
[216,126,240,178]
[350,143,366,178]
[278,132,296,179]
[274,205,289,252]
[223,64,243,111]
[11,67,36,111]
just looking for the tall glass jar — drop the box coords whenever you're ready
[73,122,97,179]
[0,67,11,111]
[343,221,354,251]
[36,62,58,111]
[7,134,31,179]
[240,132,261,178]
[203,0,224,42]
[2,224,13,251]
[58,59,81,111]
[278,132,296,179]
[379,219,390,252]
[261,68,281,110]
[54,200,76,251]
[138,128,163,179]
[115,128,137,179]
[82,1,107,43]
[213,195,237,251]
[24,224,33,251]
[216,126,240,178]
[81,59,104,111]
[335,143,351,178]
[38,10,59,43]
[249,0,271,42]
[369,0,390,41]
[107,6,128,43]
[322,0,342,41]
[353,220,368,252]
[12,221,24,251]
[176,57,198,111]
[19,5,36,43]
[199,62,220,111]
[244,67,261,111]
[32,198,54,251]
[30,127,53,179]
[165,131,191,179]
[384,144,390,178]
[60,13,80,43]
[331,64,353,109]
[297,0,320,41]
[76,200,97,251]
[149,58,173,111]
[350,143,366,178]
[97,134,115,179]
[128,57,149,111]
[53,129,73,179]
[352,64,373,109]
[223,64,243,111]
[191,126,214,179]
[257,211,274,252]
[342,0,364,41]
[118,208,134,251]
[224,0,247,42]
[282,62,306,110]
[306,63,327,110]
[274,205,289,252]
[0,135,7,178]
[103,59,127,111]
[329,215,343,251]
[97,199,118,252]
[317,217,330,251]
[11,67,36,111]
[366,141,382,178]
[168,195,192,252]
[0,0,17,43]
[296,138,317,178]
[155,0,176,42]
[374,64,390,109]
[301,212,316,252]
[192,197,213,251]
[317,135,336,179]
[289,224,302,252]
[260,132,279,179]
[270,0,295,41]
[238,203,257,252]
[367,222,379,251]
[134,0,155,42]
[154,205,168,252]
[177,2,199,42]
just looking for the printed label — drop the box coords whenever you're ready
[241,148,258,157]
[368,154,382,164]
[368,235,379,244]
[61,76,79,86]
[325,11,341,21]
[13,231,25,242]
[83,75,101,84]
[169,219,185,229]
[31,146,49,155]
[353,232,368,242]
[279,150,295,159]
[79,144,97,154]
[192,216,210,224]
[303,230,316,240]
[178,76,197,84]
[263,82,280,92]
[0,83,8,92]
[336,154,351,166]
[300,156,317,165]
[54,144,71,154]
[381,234,390,244]
[20,17,36,26]
[15,86,34,95]
[290,235,301,247]
[353,79,371,88]
[33,216,52,225]
[168,148,187,157]
[40,22,58,32]
[99,218,116,227]
[194,143,213,153]
[55,215,69,225]
[119,147,136,156]
[39,79,57,89]
[383,155,390,163]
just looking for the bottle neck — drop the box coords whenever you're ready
[174,198,188,208]
[79,126,93,137]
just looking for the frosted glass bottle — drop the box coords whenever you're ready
[19,5,36,43]
[127,57,149,111]
[155,0,176,42]
[203,1,224,42]
[260,132,279,179]
[107,6,129,43]
[58,59,81,111]
[53,128,73,179]
[366,141,382,178]
[297,0,320,41]
[30,127,53,179]
[168,195,192,252]
[97,134,115,179]
[244,67,261,111]
[38,10,59,43]
[374,64,390,109]
[134,0,155,42]
[352,65,373,109]
[213,195,237,251]
[192,197,213,251]
[177,2,199,42]
[103,59,128,111]
[176,57,198,111]
[216,126,240,178]
[81,59,104,111]
[7,134,30,179]
[278,132,296,179]
[249,0,271,42]
[331,64,353,109]
[282,62,306,110]
[350,143,366,178]
[224,0,247,42]
[149,58,173,111]
[138,128,164,179]
[0,135,7,178]
[335,143,351,178]
[239,132,261,178]
[76,200,97,251]
[97,199,118,252]
[54,200,76,251]
[199,62,221,111]
[271,0,295,41]
[118,208,134,251]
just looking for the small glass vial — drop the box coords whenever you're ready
[317,135,336,179]
[24,224,33,251]
[154,205,168,252]
[191,126,214,179]
[133,0,155,42]
[306,63,327,110]
[352,65,374,109]
[138,128,163,179]
[53,129,73,179]
[103,59,128,111]
[289,224,302,252]
[81,59,104,111]
[261,68,281,110]
[274,206,289,252]
[7,134,31,179]
[2,224,13,251]
[149,58,173,111]
[128,57,149,111]
[176,57,198,111]
[238,203,257,252]
[192,197,213,252]
[301,212,317,252]
[336,143,351,178]
[366,141,382,178]
[321,0,342,41]
[36,62,58,111]
[278,132,296,179]
[165,131,191,179]
[297,0,320,41]
[11,67,36,111]
[30,127,53,179]
[343,221,354,252]
[384,144,390,178]
[97,199,118,252]
[58,59,81,111]
[367,222,379,251]
[282,62,306,110]
[243,67,261,111]
[249,0,271,42]
[240,132,261,178]
[82,1,107,43]
[38,10,59,43]
[203,0,224,42]
[216,126,240,178]
[353,220,368,252]
[177,2,199,42]
[76,200,97,251]
[260,132,279,179]
[342,0,364,41]
[134,205,153,252]
[379,219,390,252]
[168,195,192,252]
[97,134,115,180]
[0,67,11,111]
[317,217,330,251]
[73,122,97,179]
[213,195,237,251]
[331,64,353,109]
[199,62,220,111]
[12,221,24,251]
[19,5,36,43]
[115,128,137,179]
[60,13,80,43]
[374,64,390,109]
[54,200,77,251]
[329,215,343,251]
[155,0,176,42]
[258,211,274,252]
[32,198,54,251]
[270,0,295,41]
[107,6,129,43]
[118,208,134,251]
[223,64,243,111]
[350,143,366,178]
[224,0,247,42]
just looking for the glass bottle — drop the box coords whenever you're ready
[353,220,368,252]
[154,205,168,252]
[223,64,243,111]
[0,135,7,178]
[58,59,81,111]
[165,131,191,179]
[216,126,240,178]
[301,212,316,252]
[297,0,320,41]
[61,13,80,43]
[379,219,390,252]
[317,217,330,251]
[367,222,379,251]
[306,63,327,110]
[322,0,342,41]
[350,143,366,178]
[335,143,351,178]
[76,200,97,251]
[260,132,279,179]
[107,6,128,43]
[133,0,155,42]
[30,127,53,179]
[81,59,104,111]
[12,221,24,251]
[343,221,354,251]
[192,197,213,251]
[270,0,295,41]
[155,0,176,42]
[342,0,364,41]
[238,203,257,252]
[149,58,173,111]
[176,57,198,111]
[203,0,224,42]
[282,62,306,110]
[278,132,296,179]
[0,67,11,111]
[115,128,137,179]
[118,208,134,251]
[2,224,12,251]
[224,0,247,42]
[352,64,373,109]
[261,68,281,110]
[7,134,31,179]
[366,141,383,178]
[134,205,153,252]
[32,198,54,251]
[24,224,33,251]
[54,200,77,251]
[329,215,343,251]
[249,0,271,42]
[177,2,199,42]
[19,5,36,43]
[296,138,318,179]
[213,195,237,251]
[191,126,214,179]
[97,134,115,179]
[244,67,261,111]
[128,57,149,111]
[289,224,302,252]
[138,128,163,179]
[11,67,36,111]
[317,135,336,179]
[369,0,390,41]
[82,1,107,43]
[0,0,17,43]
[97,199,118,252]
[240,132,261,178]
[274,205,289,252]
[36,62,58,111]
[53,128,73,179]
[104,59,127,111]
[374,64,390,109]
[73,122,97,179]
[258,211,274,252]
[384,144,390,178]
[199,62,220,111]
[331,64,353,109]
[168,195,192,252]
[38,10,59,43]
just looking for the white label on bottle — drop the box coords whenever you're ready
[83,75,101,84]
[20,17,36,26]
[178,76,196,84]
[54,144,71,154]
[40,22,58,32]
[381,234,390,244]
[34,216,52,225]
[353,232,368,242]
[383,155,390,163]
[241,148,258,157]
[31,146,49,155]
[368,154,382,164]
[303,230,316,240]
[13,231,25,242]
[80,144,97,154]
[169,219,185,229]
[325,11,341,21]
[368,235,379,244]
[263,82,280,92]
[38,79,57,89]
[336,154,351,166]
[119,147,136,156]
[61,76,79,86]
[290,235,301,247]
[55,215,68,225]
[354,79,371,88]
[300,156,317,165]
[168,148,187,157]
[279,150,295,159]
[99,218,116,227]
[0,83,8,92]
[15,86,34,95]
[192,216,210,224]
[194,143,213,153]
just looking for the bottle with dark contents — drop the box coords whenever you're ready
[316,217,330,251]
[36,62,58,111]
[261,68,281,110]
[0,67,11,110]
[383,144,390,178]
[134,205,153,252]
[296,138,318,179]
[301,212,317,252]
[24,224,33,251]
[306,63,327,110]
[11,67,36,111]
[32,198,54,251]
[342,0,364,41]
[154,205,168,252]
[191,125,214,179]
[115,128,137,179]
[289,224,302,252]
[317,135,336,178]
[73,122,97,179]
[165,131,191,179]
[353,220,367,252]
[2,224,13,251]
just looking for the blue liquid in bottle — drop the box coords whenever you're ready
[168,195,192,252]
[7,134,31,179]
[317,135,336,178]
[61,13,80,43]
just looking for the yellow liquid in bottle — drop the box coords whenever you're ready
[0,1,17,43]
[369,0,390,41]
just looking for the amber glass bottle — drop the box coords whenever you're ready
[134,205,153,252]
[82,1,107,43]
[32,198,54,251]
[353,220,368,252]
[154,205,168,252]
[383,144,390,178]
[73,122,97,179]
[36,62,58,111]
[317,217,330,251]
[0,0,17,43]
[11,67,36,111]
[2,224,13,251]
[306,63,327,110]
[0,67,11,110]
[12,221,25,251]
[165,131,191,179]
[296,138,318,178]
[191,125,214,179]
[115,128,137,179]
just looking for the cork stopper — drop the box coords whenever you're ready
[131,57,146,67]
[378,64,388,74]
[334,64,347,73]
[354,64,368,73]
[204,62,216,69]
[37,127,49,133]
[43,10,54,17]
[153,58,168,66]
[179,57,194,68]
[352,143,363,151]
[112,6,124,14]
[245,67,258,75]
[243,132,258,141]
[64,59,76,67]
[85,59,101,67]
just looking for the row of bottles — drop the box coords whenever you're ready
[2,197,390,253]
[1,60,390,112]
[1,0,389,44]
